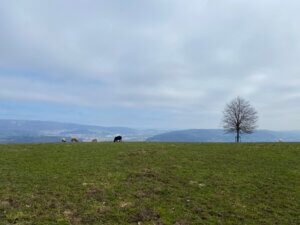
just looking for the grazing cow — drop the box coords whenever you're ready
[114,136,122,142]
[92,139,98,142]
[61,138,66,143]
[71,138,79,143]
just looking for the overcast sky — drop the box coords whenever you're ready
[0,0,300,129]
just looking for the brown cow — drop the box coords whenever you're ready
[71,138,79,142]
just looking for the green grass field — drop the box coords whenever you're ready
[0,142,299,225]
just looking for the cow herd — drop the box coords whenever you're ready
[61,136,122,143]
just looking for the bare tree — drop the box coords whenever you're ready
[222,97,258,143]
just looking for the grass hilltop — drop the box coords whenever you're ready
[0,142,299,224]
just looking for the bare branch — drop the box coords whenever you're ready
[222,97,258,142]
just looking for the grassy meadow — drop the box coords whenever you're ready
[0,142,299,224]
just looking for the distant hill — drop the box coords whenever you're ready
[147,129,300,142]
[0,136,65,144]
[2,120,300,143]
[0,119,165,143]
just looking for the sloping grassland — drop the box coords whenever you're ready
[0,142,299,224]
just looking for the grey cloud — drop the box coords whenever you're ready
[0,0,300,129]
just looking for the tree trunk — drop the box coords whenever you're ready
[236,129,240,143]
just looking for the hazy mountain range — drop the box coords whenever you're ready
[147,129,300,142]
[0,120,165,143]
[0,120,300,144]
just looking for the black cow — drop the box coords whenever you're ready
[113,136,122,142]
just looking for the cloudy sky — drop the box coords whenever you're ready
[0,0,300,129]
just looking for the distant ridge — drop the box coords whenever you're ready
[1,119,300,143]
[147,129,300,142]
[0,119,165,143]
